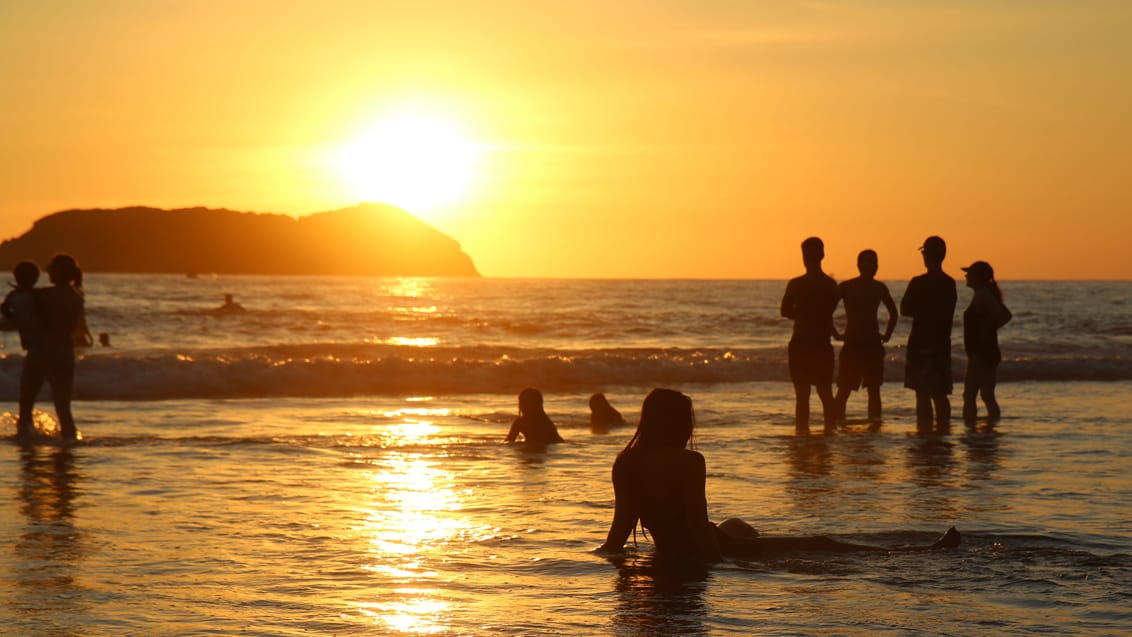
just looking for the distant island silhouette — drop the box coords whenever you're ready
[0,203,479,277]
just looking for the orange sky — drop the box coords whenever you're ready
[1,1,1129,279]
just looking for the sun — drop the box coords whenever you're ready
[334,114,483,215]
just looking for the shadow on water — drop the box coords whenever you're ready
[958,424,1003,482]
[12,444,87,633]
[606,553,711,637]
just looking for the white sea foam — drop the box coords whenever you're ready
[0,276,1127,400]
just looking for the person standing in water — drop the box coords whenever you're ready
[3,262,42,439]
[19,254,85,441]
[901,236,957,434]
[505,387,564,445]
[780,237,839,434]
[960,261,1012,425]
[832,249,898,426]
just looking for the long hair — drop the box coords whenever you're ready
[620,388,695,456]
[989,280,1003,303]
[967,262,1003,303]
[518,387,544,417]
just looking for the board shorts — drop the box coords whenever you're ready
[837,341,885,390]
[903,347,953,395]
[788,340,834,386]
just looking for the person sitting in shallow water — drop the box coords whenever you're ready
[596,388,960,562]
[589,392,626,429]
[505,387,564,445]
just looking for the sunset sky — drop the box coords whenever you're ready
[2,1,1129,279]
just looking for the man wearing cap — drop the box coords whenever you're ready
[780,236,839,434]
[900,236,957,433]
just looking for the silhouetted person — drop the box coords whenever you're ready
[98,332,111,347]
[218,293,245,313]
[961,261,1012,425]
[832,250,898,425]
[505,387,564,445]
[2,261,41,352]
[901,236,957,433]
[20,254,85,441]
[3,262,42,440]
[589,392,625,429]
[596,388,961,563]
[780,237,838,433]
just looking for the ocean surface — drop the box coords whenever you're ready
[1,275,1129,636]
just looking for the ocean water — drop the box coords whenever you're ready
[1,275,1129,636]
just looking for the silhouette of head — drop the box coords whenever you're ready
[626,388,695,451]
[961,261,994,284]
[46,254,82,288]
[857,249,878,278]
[518,387,544,416]
[12,261,39,289]
[801,237,824,268]
[590,393,610,411]
[919,236,946,264]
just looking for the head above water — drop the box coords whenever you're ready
[518,387,545,416]
[12,261,39,289]
[623,388,696,452]
[589,392,611,411]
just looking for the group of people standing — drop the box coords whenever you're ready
[506,234,1011,446]
[782,235,1012,435]
[1,253,87,441]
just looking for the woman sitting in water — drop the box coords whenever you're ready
[597,388,959,562]
[505,387,564,445]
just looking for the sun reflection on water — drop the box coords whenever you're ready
[382,278,434,300]
[354,413,476,634]
[386,336,440,347]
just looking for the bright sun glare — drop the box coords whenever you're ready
[334,114,482,214]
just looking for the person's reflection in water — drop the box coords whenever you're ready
[959,426,1003,483]
[905,436,959,521]
[14,445,86,625]
[784,435,834,523]
[608,554,711,637]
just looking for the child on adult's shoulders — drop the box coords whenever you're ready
[1,261,42,351]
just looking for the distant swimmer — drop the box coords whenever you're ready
[596,388,960,563]
[217,293,246,313]
[589,392,626,429]
[505,387,564,445]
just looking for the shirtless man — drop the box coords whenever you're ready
[833,250,898,426]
